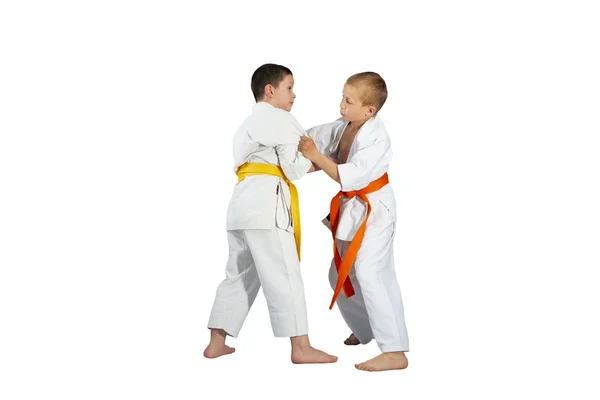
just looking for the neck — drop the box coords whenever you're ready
[348,116,371,130]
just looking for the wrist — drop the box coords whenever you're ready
[314,152,327,165]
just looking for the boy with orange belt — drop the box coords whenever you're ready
[299,72,409,372]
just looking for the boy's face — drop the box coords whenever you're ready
[340,83,374,122]
[267,74,296,112]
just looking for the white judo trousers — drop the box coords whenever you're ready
[208,228,308,338]
[328,206,409,352]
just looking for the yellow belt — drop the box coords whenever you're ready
[236,163,302,261]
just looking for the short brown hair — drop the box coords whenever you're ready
[251,63,293,102]
[346,72,388,113]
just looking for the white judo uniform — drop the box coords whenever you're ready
[208,102,312,338]
[307,116,410,352]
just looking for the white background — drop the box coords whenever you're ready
[1,0,599,399]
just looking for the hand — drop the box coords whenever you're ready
[298,136,320,161]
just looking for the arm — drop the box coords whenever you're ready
[300,136,391,191]
[277,140,312,180]
[312,153,341,183]
[274,115,312,180]
[248,109,312,180]
[308,155,337,173]
[305,121,341,159]
[298,136,341,183]
[303,121,345,174]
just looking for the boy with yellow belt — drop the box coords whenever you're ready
[204,63,337,364]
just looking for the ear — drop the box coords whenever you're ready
[366,105,376,117]
[264,84,275,99]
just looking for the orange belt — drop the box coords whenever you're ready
[328,173,389,309]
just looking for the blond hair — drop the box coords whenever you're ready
[346,72,388,113]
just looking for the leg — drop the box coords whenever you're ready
[244,228,337,364]
[343,210,409,371]
[355,243,409,371]
[205,230,260,358]
[328,240,374,346]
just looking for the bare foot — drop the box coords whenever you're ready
[291,347,338,364]
[355,352,408,372]
[344,333,361,346]
[290,334,337,364]
[203,343,235,358]
[204,328,235,359]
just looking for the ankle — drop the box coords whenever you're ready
[209,328,228,345]
[384,351,406,358]
[290,334,311,352]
